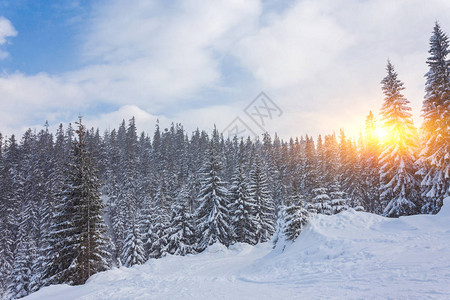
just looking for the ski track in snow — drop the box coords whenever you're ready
[25,198,450,299]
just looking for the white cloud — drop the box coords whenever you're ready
[0,16,17,60]
[234,1,355,90]
[0,16,17,44]
[230,0,450,138]
[0,1,260,136]
[0,72,88,137]
[72,0,261,108]
[2,1,450,139]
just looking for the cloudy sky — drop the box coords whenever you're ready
[1,0,449,140]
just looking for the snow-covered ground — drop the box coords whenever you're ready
[25,198,450,299]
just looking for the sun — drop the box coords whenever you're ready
[375,125,402,145]
[375,126,389,142]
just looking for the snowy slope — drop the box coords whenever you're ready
[25,198,450,299]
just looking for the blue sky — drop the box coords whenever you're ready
[0,1,90,73]
[1,0,450,139]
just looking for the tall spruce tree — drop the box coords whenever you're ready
[339,131,364,210]
[0,136,22,298]
[362,111,381,213]
[419,22,450,213]
[195,142,230,251]
[248,158,275,243]
[301,136,319,198]
[322,133,340,190]
[41,118,110,286]
[7,239,35,299]
[163,186,197,256]
[379,61,420,217]
[138,195,153,260]
[7,206,38,299]
[0,144,16,298]
[229,163,257,245]
[120,218,145,267]
[148,179,171,259]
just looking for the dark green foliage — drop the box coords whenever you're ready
[41,119,111,286]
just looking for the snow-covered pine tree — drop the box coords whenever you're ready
[123,117,141,222]
[137,131,152,195]
[9,187,44,298]
[107,175,123,262]
[0,148,16,298]
[361,111,381,213]
[148,180,171,258]
[104,128,124,262]
[379,61,420,217]
[311,177,355,215]
[151,120,162,172]
[188,128,209,175]
[6,238,35,299]
[311,187,332,215]
[338,130,365,210]
[301,136,319,198]
[138,195,153,260]
[283,191,311,241]
[41,118,111,286]
[273,137,290,209]
[19,128,54,294]
[108,117,143,264]
[223,137,238,185]
[7,204,38,299]
[304,135,335,215]
[31,125,58,289]
[419,22,450,213]
[195,141,230,251]
[115,172,140,258]
[120,219,146,267]
[328,181,353,214]
[322,133,339,190]
[364,111,378,146]
[248,158,275,243]
[30,130,64,293]
[228,163,257,245]
[261,133,279,210]
[316,135,325,181]
[174,124,189,186]
[0,135,23,298]
[183,173,200,216]
[163,186,197,256]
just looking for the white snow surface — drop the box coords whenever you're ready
[25,198,450,299]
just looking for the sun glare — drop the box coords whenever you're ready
[375,126,389,143]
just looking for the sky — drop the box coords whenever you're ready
[1,0,450,140]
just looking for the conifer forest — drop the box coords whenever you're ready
[0,22,449,300]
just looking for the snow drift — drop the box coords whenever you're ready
[25,198,450,299]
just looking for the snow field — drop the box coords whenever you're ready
[25,198,450,299]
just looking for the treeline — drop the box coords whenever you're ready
[0,22,449,299]
[0,118,370,299]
